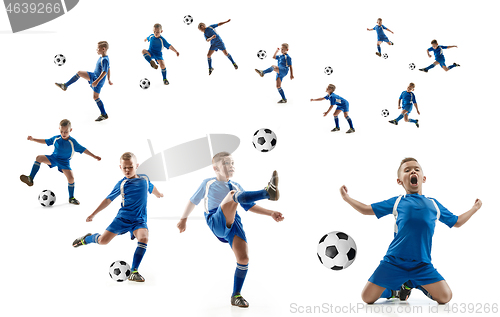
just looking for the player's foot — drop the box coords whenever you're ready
[72,233,91,248]
[20,174,34,186]
[164,79,169,85]
[231,293,249,308]
[233,63,238,70]
[346,128,355,134]
[128,271,145,282]
[55,83,67,91]
[265,170,279,201]
[95,114,108,122]
[255,69,264,77]
[331,127,340,132]
[375,52,381,57]
[150,60,158,69]
[388,290,400,299]
[209,68,214,75]
[69,197,80,205]
[415,120,419,128]
[399,282,413,301]
[390,41,394,45]
[388,119,398,125]
[419,68,428,73]
[277,99,287,104]
[453,63,460,67]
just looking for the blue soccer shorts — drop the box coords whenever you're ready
[46,155,71,173]
[206,206,247,248]
[209,41,226,52]
[106,217,148,240]
[147,49,164,61]
[87,71,105,93]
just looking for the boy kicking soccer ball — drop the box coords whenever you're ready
[72,152,163,282]
[255,44,294,103]
[198,19,238,75]
[389,83,420,128]
[142,23,180,85]
[367,18,394,57]
[419,40,459,72]
[340,157,482,304]
[55,41,113,122]
[310,84,355,133]
[177,152,284,307]
[20,119,101,205]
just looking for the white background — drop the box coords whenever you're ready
[1,0,499,316]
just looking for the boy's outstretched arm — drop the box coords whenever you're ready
[386,28,394,34]
[27,136,46,144]
[310,97,325,102]
[454,199,482,228]
[86,198,112,222]
[340,185,375,215]
[249,205,284,222]
[218,19,231,26]
[177,201,196,232]
[367,28,374,31]
[83,149,101,161]
[152,186,164,198]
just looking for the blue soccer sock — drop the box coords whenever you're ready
[408,118,417,123]
[161,68,167,80]
[278,87,286,100]
[395,114,404,122]
[143,53,152,63]
[95,98,106,115]
[263,66,274,74]
[68,183,75,198]
[232,263,249,296]
[132,242,147,272]
[65,74,80,87]
[448,64,456,70]
[233,189,270,204]
[334,116,339,128]
[84,233,101,245]
[381,288,393,299]
[208,57,213,69]
[29,161,41,179]
[227,54,235,64]
[425,64,436,71]
[346,116,354,129]
[377,45,381,53]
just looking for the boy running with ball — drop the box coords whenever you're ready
[20,119,101,205]
[72,152,164,282]
[255,44,294,103]
[340,157,482,304]
[419,40,459,72]
[367,18,394,57]
[177,152,284,307]
[310,84,355,133]
[198,19,238,75]
[389,83,420,128]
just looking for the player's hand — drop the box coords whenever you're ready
[144,38,147,42]
[323,112,329,117]
[290,74,294,80]
[108,80,113,85]
[427,54,431,58]
[176,52,180,57]
[91,81,98,87]
[398,105,401,109]
[473,199,482,211]
[86,214,95,222]
[155,192,164,198]
[271,211,284,222]
[95,155,101,161]
[340,185,349,199]
[226,19,231,23]
[177,218,187,233]
[417,109,421,115]
[27,136,33,141]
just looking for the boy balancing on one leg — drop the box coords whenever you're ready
[310,84,355,133]
[389,83,420,128]
[72,152,164,282]
[55,41,113,122]
[198,19,238,75]
[367,18,394,57]
[177,152,284,307]
[20,119,101,205]
[419,40,459,72]
[255,44,294,103]
[340,157,482,304]
[142,23,180,85]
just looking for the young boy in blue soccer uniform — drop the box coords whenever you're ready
[198,19,238,75]
[389,83,420,128]
[310,84,355,133]
[255,44,294,103]
[55,41,112,122]
[177,152,284,307]
[367,18,394,57]
[419,40,459,72]
[142,23,180,85]
[20,119,101,205]
[72,152,163,282]
[340,157,482,304]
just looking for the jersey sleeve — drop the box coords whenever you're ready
[190,179,209,205]
[210,24,218,29]
[399,92,404,100]
[147,34,153,42]
[412,93,417,104]
[441,45,448,49]
[428,47,434,52]
[106,180,123,201]
[324,95,330,101]
[71,137,87,154]
[371,196,399,219]
[287,55,292,66]
[161,36,171,49]
[45,135,57,146]
[101,58,109,73]
[145,176,154,194]
[382,25,387,30]
[433,199,458,228]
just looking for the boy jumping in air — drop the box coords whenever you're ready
[419,40,459,72]
[389,83,420,128]
[367,18,394,57]
[198,19,238,75]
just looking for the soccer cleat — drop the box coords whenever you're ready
[69,197,80,205]
[209,68,214,75]
[399,282,413,301]
[277,99,287,104]
[453,63,460,67]
[376,52,381,57]
[388,290,400,299]
[346,128,355,134]
[390,41,394,45]
[164,79,169,85]
[128,271,145,282]
[149,60,158,69]
[255,69,264,77]
[95,114,108,122]
[233,63,238,70]
[231,293,249,308]
[20,174,34,186]
[265,170,279,201]
[388,119,398,125]
[415,120,419,128]
[72,233,91,248]
[55,83,67,91]
[419,68,428,73]
[331,127,340,132]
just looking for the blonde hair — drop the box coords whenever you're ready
[327,84,336,92]
[398,157,419,176]
[59,119,71,128]
[154,23,162,30]
[98,41,109,50]
[121,152,137,162]
[408,82,415,89]
[282,43,289,50]
[212,152,231,165]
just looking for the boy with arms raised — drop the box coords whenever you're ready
[419,40,459,72]
[389,83,420,128]
[255,44,294,103]
[72,152,164,282]
[20,119,101,205]
[340,158,481,304]
[177,152,284,307]
[310,84,355,133]
[198,19,238,75]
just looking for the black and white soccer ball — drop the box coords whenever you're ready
[109,260,131,282]
[382,53,388,59]
[38,190,56,207]
[317,231,357,270]
[54,54,66,66]
[139,78,150,89]
[409,63,416,70]
[381,109,390,117]
[183,15,193,25]
[324,66,333,75]
[257,50,267,59]
[252,128,277,152]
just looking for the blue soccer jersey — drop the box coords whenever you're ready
[399,91,417,106]
[45,135,86,160]
[371,194,458,263]
[93,56,110,80]
[374,25,388,38]
[324,92,348,106]
[204,24,224,45]
[428,46,448,60]
[276,54,292,68]
[106,174,154,223]
[147,34,171,53]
